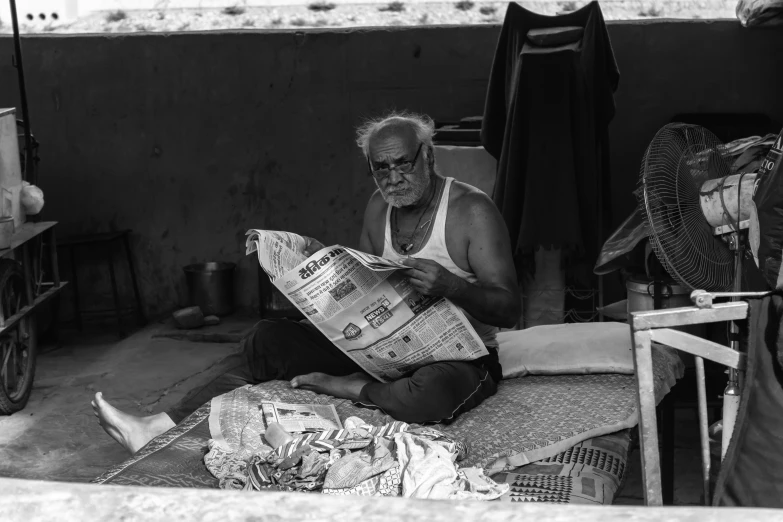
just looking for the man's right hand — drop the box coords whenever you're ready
[302,236,326,257]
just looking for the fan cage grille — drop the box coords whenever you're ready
[637,123,735,292]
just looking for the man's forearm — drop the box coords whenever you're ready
[446,278,520,329]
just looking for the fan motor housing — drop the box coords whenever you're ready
[699,173,757,228]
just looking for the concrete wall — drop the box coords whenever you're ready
[0,19,781,319]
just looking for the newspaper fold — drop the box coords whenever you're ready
[246,229,488,382]
[261,401,342,433]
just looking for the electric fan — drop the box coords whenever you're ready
[636,123,756,458]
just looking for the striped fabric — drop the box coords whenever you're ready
[275,421,410,458]
[274,421,467,462]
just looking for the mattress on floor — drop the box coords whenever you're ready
[92,399,633,505]
[93,346,680,505]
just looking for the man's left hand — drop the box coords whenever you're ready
[401,258,466,299]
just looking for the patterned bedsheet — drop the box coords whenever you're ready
[92,404,633,505]
[493,429,633,504]
[94,346,681,505]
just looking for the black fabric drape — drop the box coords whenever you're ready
[481,2,619,283]
[713,293,783,507]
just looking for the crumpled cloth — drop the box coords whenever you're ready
[243,447,332,492]
[395,433,509,500]
[203,439,253,490]
[276,420,426,458]
[323,438,396,490]
[450,467,510,501]
[204,394,275,490]
[395,432,459,498]
[205,417,408,492]
[205,415,504,500]
[322,464,402,497]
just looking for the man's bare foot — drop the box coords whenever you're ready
[290,372,373,402]
[91,392,176,454]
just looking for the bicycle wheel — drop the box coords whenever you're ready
[0,259,37,415]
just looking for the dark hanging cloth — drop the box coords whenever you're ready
[481,2,619,283]
[713,293,783,508]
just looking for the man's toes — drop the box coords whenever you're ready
[294,373,313,384]
[291,373,326,391]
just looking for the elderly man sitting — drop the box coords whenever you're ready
[93,111,520,454]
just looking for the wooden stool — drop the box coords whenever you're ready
[58,230,145,338]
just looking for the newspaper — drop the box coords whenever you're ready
[246,229,489,383]
[260,401,342,433]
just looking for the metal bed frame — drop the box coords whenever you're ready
[630,296,752,506]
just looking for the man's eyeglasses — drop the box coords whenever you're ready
[367,143,423,180]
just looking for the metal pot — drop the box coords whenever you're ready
[183,262,235,317]
[626,276,707,353]
[626,277,692,314]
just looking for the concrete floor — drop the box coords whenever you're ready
[0,317,254,482]
[0,319,706,505]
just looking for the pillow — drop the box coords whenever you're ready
[498,322,634,379]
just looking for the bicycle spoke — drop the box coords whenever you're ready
[14,343,25,378]
[0,342,11,391]
[8,339,17,391]
[2,286,9,319]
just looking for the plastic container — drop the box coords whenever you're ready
[183,262,235,316]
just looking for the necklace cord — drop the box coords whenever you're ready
[392,177,444,254]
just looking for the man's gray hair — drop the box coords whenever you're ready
[355,111,436,159]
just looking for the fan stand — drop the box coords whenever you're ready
[717,221,747,463]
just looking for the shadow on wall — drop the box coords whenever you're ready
[0,20,780,319]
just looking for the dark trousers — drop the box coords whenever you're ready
[167,318,499,425]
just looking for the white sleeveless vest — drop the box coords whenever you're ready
[381,177,499,349]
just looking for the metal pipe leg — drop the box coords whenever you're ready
[22,243,34,306]
[69,246,82,332]
[106,243,124,338]
[122,232,145,326]
[695,356,711,505]
[48,228,60,288]
[631,328,663,506]
[659,393,675,504]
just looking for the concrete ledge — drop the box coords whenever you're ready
[0,477,781,521]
